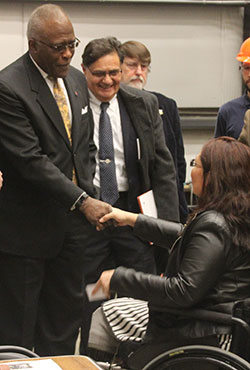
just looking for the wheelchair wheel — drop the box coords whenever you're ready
[142,345,250,370]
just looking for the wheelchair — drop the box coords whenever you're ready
[95,298,250,369]
[142,345,250,370]
[141,298,250,370]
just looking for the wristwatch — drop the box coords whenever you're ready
[75,191,89,210]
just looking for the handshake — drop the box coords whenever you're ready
[78,196,137,231]
[77,197,116,230]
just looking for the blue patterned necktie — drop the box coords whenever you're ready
[99,102,119,205]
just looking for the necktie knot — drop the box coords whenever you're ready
[48,76,57,85]
[101,102,109,113]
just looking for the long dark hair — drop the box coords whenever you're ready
[192,136,250,250]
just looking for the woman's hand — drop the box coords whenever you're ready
[92,269,115,299]
[96,207,138,231]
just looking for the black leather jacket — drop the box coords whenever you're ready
[110,211,250,340]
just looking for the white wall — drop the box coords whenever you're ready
[183,130,214,182]
[0,1,244,182]
[0,2,244,107]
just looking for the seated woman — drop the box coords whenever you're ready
[90,137,250,370]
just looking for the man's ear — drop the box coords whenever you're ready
[81,63,86,74]
[29,39,37,54]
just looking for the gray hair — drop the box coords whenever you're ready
[27,4,68,40]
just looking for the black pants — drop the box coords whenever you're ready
[0,211,91,356]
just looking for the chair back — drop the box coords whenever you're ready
[0,345,39,360]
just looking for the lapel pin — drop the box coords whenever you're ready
[75,91,78,96]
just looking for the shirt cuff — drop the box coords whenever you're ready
[70,192,86,211]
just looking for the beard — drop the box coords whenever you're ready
[128,76,146,90]
[246,82,250,93]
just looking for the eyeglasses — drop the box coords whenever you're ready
[36,37,80,53]
[239,64,250,72]
[88,69,122,79]
[124,61,149,71]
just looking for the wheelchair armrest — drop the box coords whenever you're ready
[150,305,250,337]
[150,305,233,325]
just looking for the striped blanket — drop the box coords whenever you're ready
[103,297,148,342]
[102,297,232,350]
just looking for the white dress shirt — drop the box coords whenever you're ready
[89,90,129,192]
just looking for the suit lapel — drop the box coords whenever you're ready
[64,74,82,150]
[25,54,71,149]
[117,93,131,157]
[118,87,152,153]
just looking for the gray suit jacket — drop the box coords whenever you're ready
[0,53,96,257]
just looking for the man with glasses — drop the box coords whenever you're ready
[0,4,111,356]
[120,40,188,225]
[80,36,179,355]
[215,37,250,139]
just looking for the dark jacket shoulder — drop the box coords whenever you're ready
[150,91,177,109]
[119,83,158,106]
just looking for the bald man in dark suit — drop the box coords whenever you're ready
[0,4,110,356]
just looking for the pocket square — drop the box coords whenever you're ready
[81,106,88,115]
[159,109,164,116]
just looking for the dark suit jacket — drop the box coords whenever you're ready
[109,84,179,222]
[150,92,188,223]
[0,53,96,258]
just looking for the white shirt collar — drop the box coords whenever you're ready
[88,89,118,111]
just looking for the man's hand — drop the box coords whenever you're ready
[79,197,112,230]
[98,207,138,230]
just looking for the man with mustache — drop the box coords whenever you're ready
[215,37,250,139]
[80,36,179,354]
[120,40,188,225]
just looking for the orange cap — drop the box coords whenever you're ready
[236,37,250,64]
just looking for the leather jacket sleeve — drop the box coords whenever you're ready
[111,212,231,309]
[133,214,183,248]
